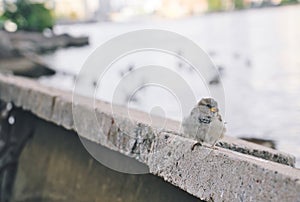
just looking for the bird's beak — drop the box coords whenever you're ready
[210,107,218,112]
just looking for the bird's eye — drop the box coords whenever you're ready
[206,104,212,108]
[210,107,218,113]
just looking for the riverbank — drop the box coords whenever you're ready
[0,30,89,78]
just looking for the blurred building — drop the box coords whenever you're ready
[158,0,208,18]
[50,0,99,22]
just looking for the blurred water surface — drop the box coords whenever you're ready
[40,5,300,167]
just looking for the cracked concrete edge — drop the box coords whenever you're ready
[0,73,295,167]
[149,131,300,202]
[0,74,299,201]
[0,73,296,165]
[218,136,295,167]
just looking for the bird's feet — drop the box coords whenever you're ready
[191,142,202,151]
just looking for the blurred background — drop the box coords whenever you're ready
[0,0,299,167]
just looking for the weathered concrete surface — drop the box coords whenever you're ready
[0,73,295,166]
[0,73,300,201]
[149,132,300,202]
[11,113,200,202]
[217,136,295,167]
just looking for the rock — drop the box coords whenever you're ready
[0,57,55,78]
[0,32,18,58]
[0,49,56,78]
[0,30,88,78]
[7,31,89,53]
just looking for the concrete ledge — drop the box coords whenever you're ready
[217,136,295,167]
[149,132,300,201]
[0,73,299,201]
[0,73,295,166]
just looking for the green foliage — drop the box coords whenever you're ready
[234,0,245,9]
[208,0,223,11]
[280,0,299,5]
[0,15,5,29]
[2,0,54,32]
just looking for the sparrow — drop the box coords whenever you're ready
[182,98,226,147]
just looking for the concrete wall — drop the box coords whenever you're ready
[11,110,200,202]
[0,73,299,202]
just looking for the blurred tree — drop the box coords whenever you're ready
[280,0,299,5]
[234,0,244,9]
[208,0,223,11]
[2,0,54,32]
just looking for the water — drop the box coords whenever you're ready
[40,5,300,167]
